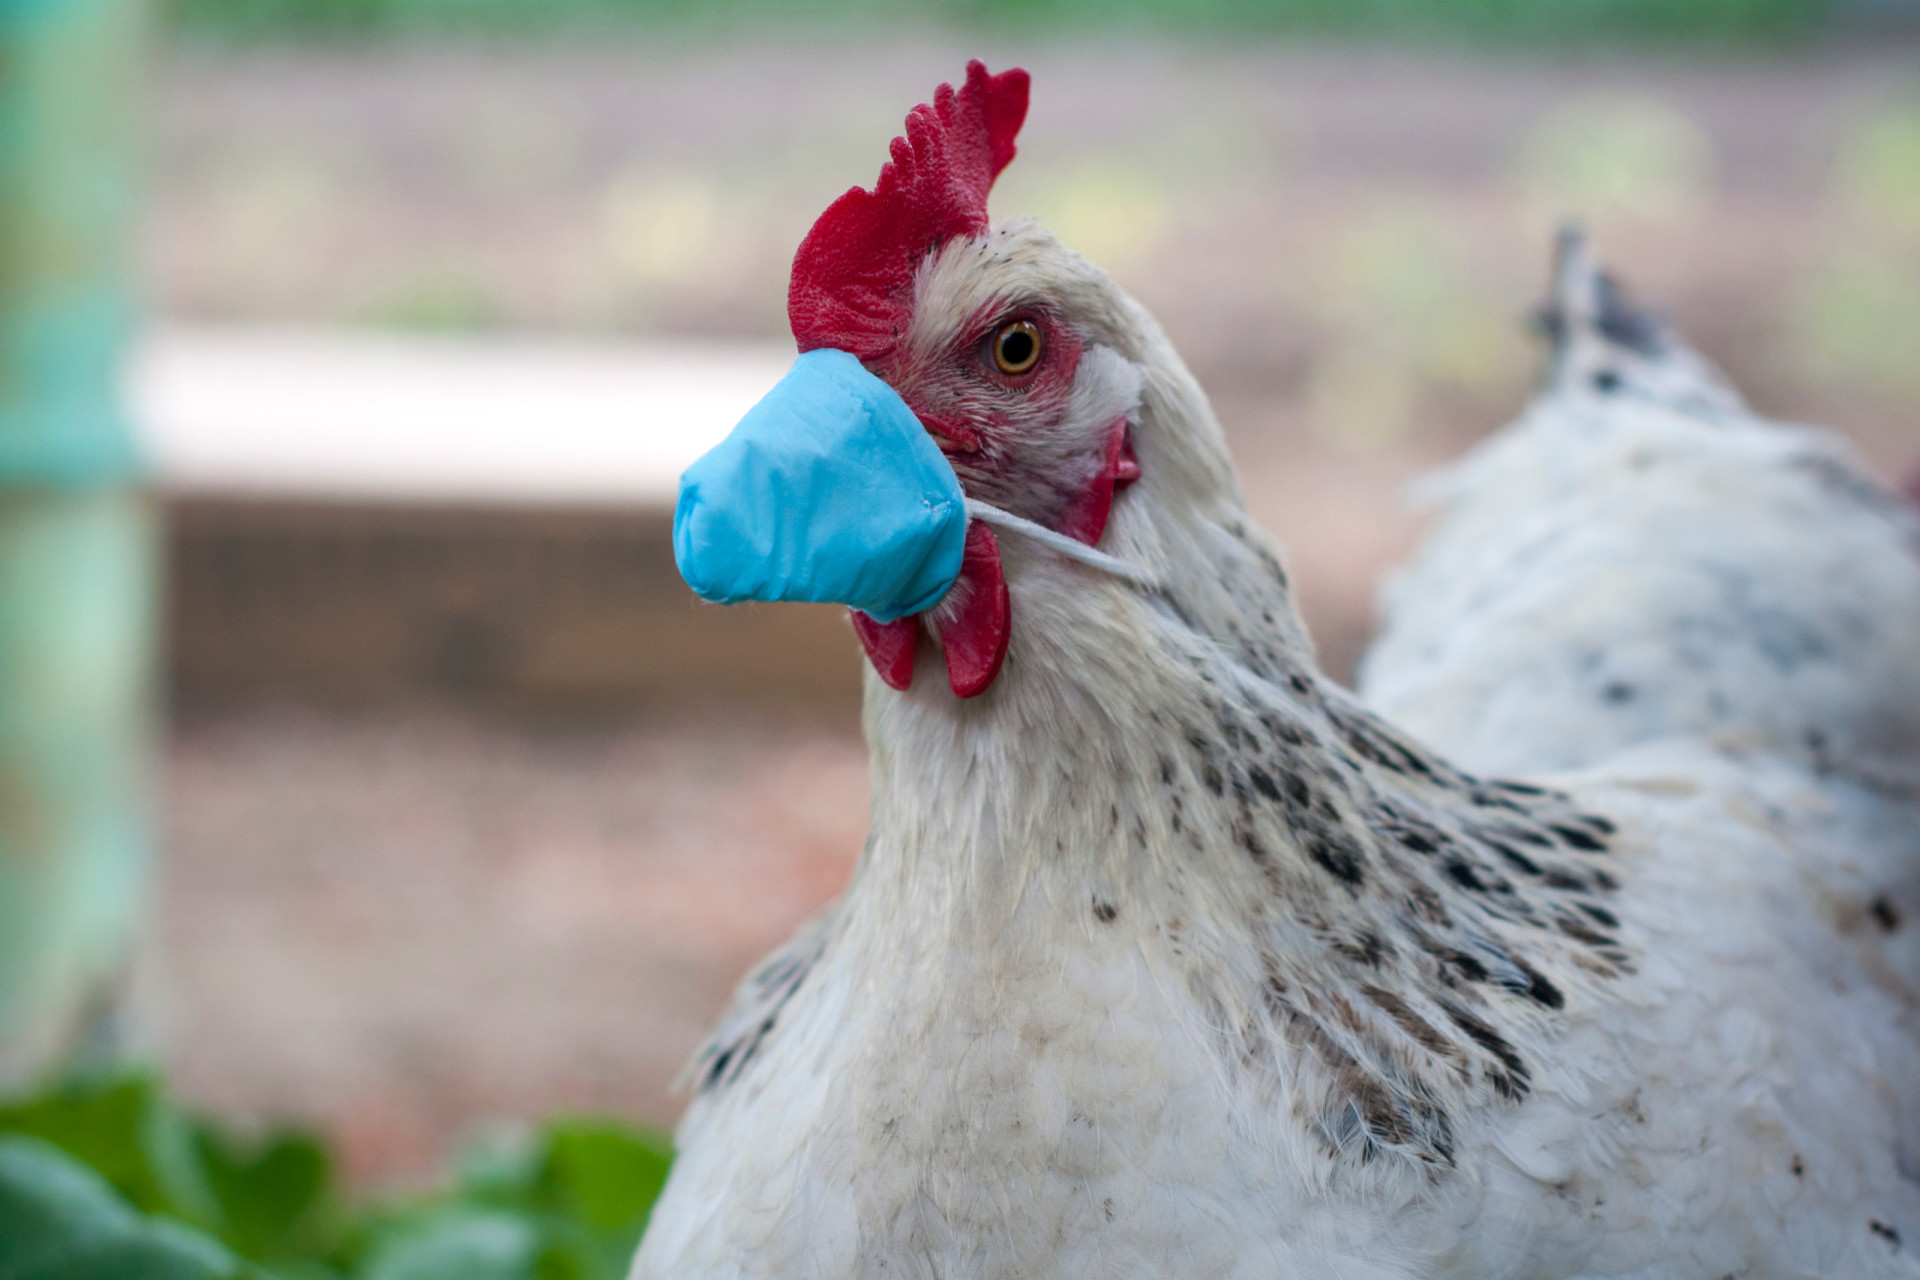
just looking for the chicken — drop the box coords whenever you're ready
[1359,229,1920,787]
[640,63,1920,1279]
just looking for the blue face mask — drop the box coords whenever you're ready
[673,348,968,623]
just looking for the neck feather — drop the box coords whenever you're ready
[855,462,1632,1174]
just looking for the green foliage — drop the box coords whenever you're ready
[160,0,1836,45]
[0,1071,673,1280]
[0,1073,221,1226]
[352,1120,673,1280]
[0,1138,251,1280]
[194,1126,340,1269]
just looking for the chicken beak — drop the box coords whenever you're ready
[673,348,968,621]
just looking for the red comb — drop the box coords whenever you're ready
[788,61,1029,360]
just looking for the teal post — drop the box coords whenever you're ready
[0,0,154,1084]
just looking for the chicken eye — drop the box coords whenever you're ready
[991,321,1042,376]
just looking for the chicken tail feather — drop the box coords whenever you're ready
[1533,225,1747,420]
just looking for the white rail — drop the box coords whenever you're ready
[129,326,795,506]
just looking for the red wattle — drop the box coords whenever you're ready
[850,611,919,690]
[935,522,1011,699]
[1058,417,1137,547]
[1115,434,1141,487]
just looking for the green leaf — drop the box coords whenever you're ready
[0,1135,249,1280]
[359,1208,545,1280]
[443,1121,670,1280]
[0,1074,669,1280]
[453,1131,546,1205]
[0,1071,218,1227]
[538,1122,671,1236]
[193,1123,339,1264]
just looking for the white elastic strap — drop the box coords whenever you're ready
[964,498,1159,589]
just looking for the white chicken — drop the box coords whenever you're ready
[637,64,1920,1279]
[1360,229,1920,789]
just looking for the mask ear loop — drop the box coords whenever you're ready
[963,498,1159,589]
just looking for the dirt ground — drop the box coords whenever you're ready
[146,36,1920,1182]
[154,705,866,1182]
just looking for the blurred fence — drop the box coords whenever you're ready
[131,326,858,711]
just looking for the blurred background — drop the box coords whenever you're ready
[8,0,1920,1200]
